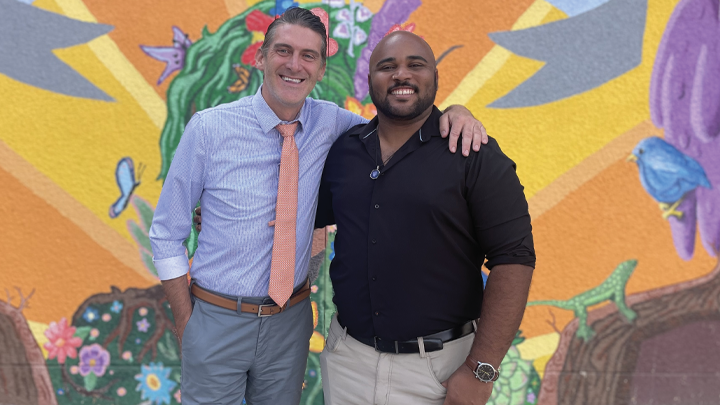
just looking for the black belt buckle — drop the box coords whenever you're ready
[373,336,399,353]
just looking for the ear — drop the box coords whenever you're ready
[254,47,265,70]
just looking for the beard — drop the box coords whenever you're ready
[369,77,437,121]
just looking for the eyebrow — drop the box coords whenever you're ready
[375,55,429,67]
[273,43,321,57]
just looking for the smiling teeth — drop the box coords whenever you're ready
[392,89,414,95]
[282,76,302,83]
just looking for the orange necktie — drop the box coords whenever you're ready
[268,122,299,307]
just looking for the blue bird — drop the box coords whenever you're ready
[628,136,711,219]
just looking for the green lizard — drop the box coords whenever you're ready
[527,259,638,341]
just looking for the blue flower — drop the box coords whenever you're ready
[57,388,65,395]
[329,241,335,260]
[135,362,177,405]
[110,300,123,313]
[269,0,298,16]
[82,307,99,323]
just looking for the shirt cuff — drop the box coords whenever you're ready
[153,255,190,280]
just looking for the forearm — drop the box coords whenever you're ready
[161,275,193,331]
[469,264,534,368]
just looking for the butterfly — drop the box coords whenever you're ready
[228,64,251,93]
[109,157,145,219]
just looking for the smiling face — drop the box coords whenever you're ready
[368,31,438,121]
[255,23,326,121]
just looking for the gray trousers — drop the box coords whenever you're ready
[181,285,313,405]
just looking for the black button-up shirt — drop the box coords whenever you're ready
[315,106,535,341]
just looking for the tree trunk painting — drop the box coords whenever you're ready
[538,258,720,405]
[0,292,57,405]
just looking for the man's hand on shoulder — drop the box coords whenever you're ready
[442,364,493,405]
[440,105,489,156]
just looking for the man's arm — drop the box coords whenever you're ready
[442,264,533,405]
[149,112,207,345]
[334,105,488,154]
[443,138,536,404]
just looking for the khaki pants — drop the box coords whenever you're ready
[320,314,475,405]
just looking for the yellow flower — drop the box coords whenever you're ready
[344,96,377,120]
[309,331,325,353]
[311,301,319,328]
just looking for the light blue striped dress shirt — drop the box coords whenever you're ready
[149,86,367,297]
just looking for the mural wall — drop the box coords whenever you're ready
[1,0,719,403]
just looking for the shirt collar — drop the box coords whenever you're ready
[251,85,310,135]
[354,106,444,146]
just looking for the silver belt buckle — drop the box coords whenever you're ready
[257,304,273,317]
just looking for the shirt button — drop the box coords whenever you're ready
[371,239,376,244]
[374,311,379,316]
[372,276,377,281]
[374,204,380,209]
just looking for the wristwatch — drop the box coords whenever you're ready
[465,358,499,383]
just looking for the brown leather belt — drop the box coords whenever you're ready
[190,280,311,317]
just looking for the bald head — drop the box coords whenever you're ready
[367,30,438,122]
[369,31,436,71]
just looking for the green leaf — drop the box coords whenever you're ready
[132,197,155,232]
[157,333,179,361]
[140,249,158,277]
[184,222,199,259]
[74,326,92,341]
[128,221,153,252]
[84,372,97,391]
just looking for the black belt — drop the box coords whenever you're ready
[348,321,475,354]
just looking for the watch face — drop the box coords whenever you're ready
[475,364,495,381]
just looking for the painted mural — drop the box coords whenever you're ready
[1,0,718,403]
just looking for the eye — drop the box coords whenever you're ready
[639,148,644,154]
[303,54,316,60]
[277,49,289,55]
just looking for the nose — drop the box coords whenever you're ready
[286,52,302,71]
[392,65,412,81]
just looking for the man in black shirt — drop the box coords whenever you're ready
[314,31,535,405]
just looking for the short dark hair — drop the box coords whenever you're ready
[261,7,328,64]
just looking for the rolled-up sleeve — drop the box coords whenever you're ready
[149,113,207,280]
[465,138,536,270]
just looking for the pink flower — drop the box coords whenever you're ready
[385,22,417,36]
[102,313,111,322]
[43,318,82,364]
[90,328,99,339]
[70,366,79,375]
[310,8,338,57]
[139,307,148,316]
[122,351,133,361]
[174,389,182,403]
[117,387,127,397]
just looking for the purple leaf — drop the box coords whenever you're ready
[649,0,720,258]
[140,26,192,85]
[353,0,421,99]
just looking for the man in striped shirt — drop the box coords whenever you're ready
[150,7,487,405]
